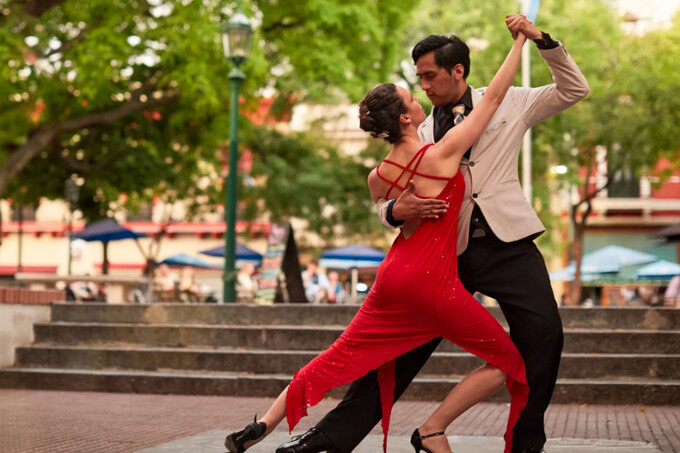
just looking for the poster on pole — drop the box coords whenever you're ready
[254,222,306,304]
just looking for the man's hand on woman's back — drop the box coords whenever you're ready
[392,181,449,222]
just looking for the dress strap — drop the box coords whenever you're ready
[409,144,451,181]
[378,147,427,199]
[378,144,454,199]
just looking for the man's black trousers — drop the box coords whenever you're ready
[314,233,563,453]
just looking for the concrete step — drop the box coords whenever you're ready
[4,303,677,406]
[33,322,680,354]
[49,303,680,330]
[15,345,680,379]
[1,366,678,405]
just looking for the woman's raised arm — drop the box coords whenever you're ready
[434,29,527,158]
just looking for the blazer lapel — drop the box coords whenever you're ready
[467,86,485,159]
[470,86,483,107]
[418,113,435,144]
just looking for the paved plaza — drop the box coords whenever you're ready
[139,431,662,453]
[1,389,678,453]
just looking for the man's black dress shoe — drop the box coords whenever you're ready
[275,428,340,453]
[519,448,546,453]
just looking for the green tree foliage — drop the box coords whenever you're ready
[255,0,419,102]
[0,0,233,221]
[6,0,678,267]
[242,127,382,245]
[0,0,419,242]
[390,0,680,302]
[533,1,680,303]
[391,0,568,257]
[396,0,518,103]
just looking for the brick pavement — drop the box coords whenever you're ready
[139,431,662,453]
[1,389,678,453]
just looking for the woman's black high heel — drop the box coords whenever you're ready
[410,428,448,453]
[224,415,267,453]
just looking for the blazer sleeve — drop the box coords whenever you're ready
[376,197,399,230]
[511,43,589,128]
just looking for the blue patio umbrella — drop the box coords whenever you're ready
[320,245,387,300]
[200,241,262,269]
[160,253,217,269]
[72,218,146,274]
[200,242,263,266]
[635,260,680,280]
[319,245,386,270]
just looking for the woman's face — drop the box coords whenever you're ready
[397,86,426,128]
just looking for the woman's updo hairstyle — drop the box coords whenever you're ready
[358,83,407,144]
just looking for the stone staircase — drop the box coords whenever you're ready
[1,303,679,404]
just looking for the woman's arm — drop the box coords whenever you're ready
[434,29,527,158]
[367,169,383,203]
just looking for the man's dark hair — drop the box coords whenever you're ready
[412,34,470,79]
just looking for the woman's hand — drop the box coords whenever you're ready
[506,14,540,41]
[513,30,528,45]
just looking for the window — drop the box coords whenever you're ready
[608,167,640,198]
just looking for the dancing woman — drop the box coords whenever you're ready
[225,27,529,453]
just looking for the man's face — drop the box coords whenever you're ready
[415,51,461,106]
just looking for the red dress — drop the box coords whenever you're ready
[287,145,529,453]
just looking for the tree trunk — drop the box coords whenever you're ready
[102,241,109,275]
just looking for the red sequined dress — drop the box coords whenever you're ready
[286,145,529,453]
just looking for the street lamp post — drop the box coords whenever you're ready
[222,11,253,303]
[64,178,80,275]
[17,204,23,273]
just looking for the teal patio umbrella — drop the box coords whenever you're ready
[549,245,658,282]
[635,260,680,280]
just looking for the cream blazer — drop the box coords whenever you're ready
[376,44,589,255]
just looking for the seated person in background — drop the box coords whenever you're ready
[316,287,330,304]
[152,263,179,301]
[236,263,258,303]
[179,267,201,302]
[664,274,680,307]
[301,260,331,304]
[636,284,662,307]
[327,271,347,304]
[69,280,99,302]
